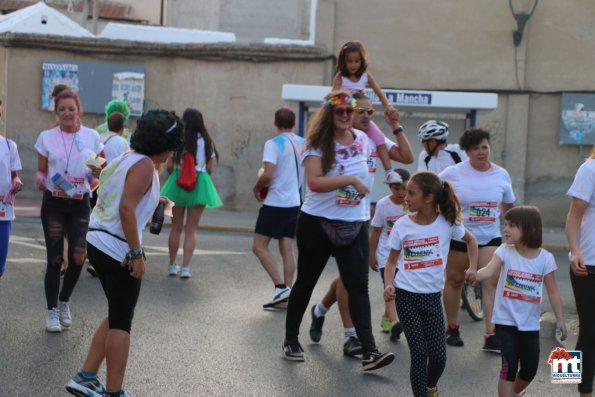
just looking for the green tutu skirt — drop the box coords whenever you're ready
[161,169,223,208]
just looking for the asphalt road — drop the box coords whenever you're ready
[0,217,580,396]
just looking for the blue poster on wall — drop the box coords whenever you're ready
[560,93,595,145]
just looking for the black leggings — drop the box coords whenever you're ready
[285,212,376,351]
[570,270,595,394]
[396,288,446,397]
[87,243,141,333]
[495,324,539,383]
[41,191,90,310]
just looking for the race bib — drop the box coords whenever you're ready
[337,185,361,206]
[502,269,542,303]
[367,151,378,173]
[0,198,6,218]
[385,215,402,236]
[469,201,497,222]
[403,236,443,270]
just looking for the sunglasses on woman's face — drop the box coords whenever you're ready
[354,107,376,116]
[334,107,354,116]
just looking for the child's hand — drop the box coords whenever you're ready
[465,268,477,285]
[384,285,396,301]
[555,322,568,341]
[369,258,378,272]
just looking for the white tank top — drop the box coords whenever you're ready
[341,72,368,92]
[87,152,160,261]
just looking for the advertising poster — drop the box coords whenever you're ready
[112,72,145,117]
[41,63,79,111]
[560,93,595,145]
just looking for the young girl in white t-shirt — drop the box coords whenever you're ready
[472,206,567,397]
[384,171,478,397]
[370,168,409,340]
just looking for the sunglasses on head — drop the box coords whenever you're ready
[354,107,376,116]
[334,107,354,116]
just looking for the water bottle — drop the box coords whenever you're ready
[149,201,165,235]
[51,173,76,198]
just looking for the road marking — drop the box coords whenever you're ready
[7,258,46,263]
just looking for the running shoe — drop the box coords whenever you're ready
[390,322,403,341]
[343,336,363,358]
[263,286,290,308]
[362,349,395,371]
[309,305,325,342]
[380,315,392,333]
[179,267,192,279]
[482,334,501,353]
[46,308,61,333]
[282,340,304,361]
[168,264,180,276]
[65,372,105,397]
[384,169,403,184]
[86,265,98,277]
[427,386,442,396]
[445,324,464,347]
[59,300,72,328]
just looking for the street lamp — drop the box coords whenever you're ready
[508,0,539,46]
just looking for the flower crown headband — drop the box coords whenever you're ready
[321,94,356,108]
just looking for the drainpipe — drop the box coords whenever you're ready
[92,0,99,35]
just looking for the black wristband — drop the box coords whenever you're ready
[393,127,404,135]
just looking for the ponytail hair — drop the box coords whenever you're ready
[410,171,462,225]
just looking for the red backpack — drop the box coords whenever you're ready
[176,152,197,191]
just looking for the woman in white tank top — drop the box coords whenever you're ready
[66,110,182,397]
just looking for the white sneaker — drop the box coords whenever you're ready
[46,308,61,332]
[59,300,72,328]
[179,267,192,279]
[263,286,291,308]
[384,170,403,184]
[168,264,180,276]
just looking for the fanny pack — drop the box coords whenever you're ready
[320,219,364,247]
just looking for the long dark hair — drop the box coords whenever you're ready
[175,108,218,165]
[336,41,368,78]
[306,90,354,174]
[410,171,462,225]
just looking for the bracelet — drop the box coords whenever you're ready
[393,127,404,135]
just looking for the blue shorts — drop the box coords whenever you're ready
[0,221,12,277]
[255,205,300,239]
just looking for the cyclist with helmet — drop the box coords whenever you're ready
[417,120,467,173]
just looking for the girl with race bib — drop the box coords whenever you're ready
[471,206,566,397]
[384,171,478,397]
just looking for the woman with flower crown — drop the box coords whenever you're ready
[282,89,395,371]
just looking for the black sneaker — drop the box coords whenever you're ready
[390,322,403,341]
[309,305,325,342]
[282,340,304,361]
[482,334,501,353]
[343,336,363,358]
[445,325,464,347]
[362,349,395,371]
[86,265,98,277]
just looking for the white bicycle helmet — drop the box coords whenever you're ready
[418,120,449,141]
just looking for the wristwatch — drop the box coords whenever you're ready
[393,126,404,135]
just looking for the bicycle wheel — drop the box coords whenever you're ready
[461,282,484,321]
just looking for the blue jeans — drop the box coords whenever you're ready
[0,220,12,277]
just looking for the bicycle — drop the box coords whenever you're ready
[461,281,484,321]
